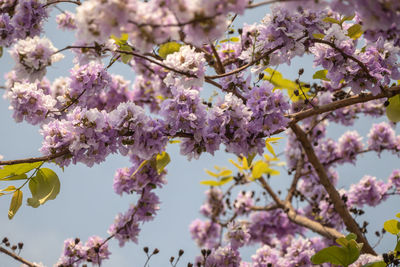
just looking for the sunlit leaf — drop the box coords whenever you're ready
[219,176,233,185]
[130,160,148,178]
[0,185,16,192]
[362,261,387,267]
[396,213,400,219]
[8,190,22,219]
[0,174,28,181]
[229,159,243,171]
[205,169,219,178]
[158,42,182,59]
[247,153,256,166]
[265,168,280,176]
[242,157,249,170]
[347,24,363,40]
[346,233,357,241]
[27,168,60,208]
[168,140,181,144]
[265,142,276,157]
[0,162,43,179]
[313,70,330,81]
[200,180,221,186]
[252,161,269,179]
[383,219,400,235]
[313,33,325,39]
[323,17,341,24]
[386,95,400,122]
[156,152,170,174]
[218,170,232,177]
[341,14,355,23]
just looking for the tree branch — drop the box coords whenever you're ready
[0,150,70,166]
[288,85,400,123]
[258,177,345,240]
[290,123,376,255]
[0,246,39,267]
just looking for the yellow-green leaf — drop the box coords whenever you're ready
[247,153,256,166]
[336,237,349,247]
[313,70,330,81]
[27,168,60,208]
[156,152,170,174]
[200,180,221,186]
[0,162,43,179]
[229,159,243,171]
[159,42,182,59]
[266,137,283,144]
[396,213,400,219]
[347,24,363,40]
[252,161,269,179]
[219,169,232,177]
[130,160,148,178]
[8,190,22,219]
[265,168,280,176]
[383,219,400,235]
[313,33,325,39]
[219,176,233,185]
[205,169,219,178]
[265,142,276,157]
[0,185,16,192]
[168,140,181,144]
[341,14,355,23]
[386,95,400,122]
[323,17,341,24]
[0,174,28,181]
[242,157,249,170]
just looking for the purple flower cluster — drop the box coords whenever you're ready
[246,81,290,136]
[56,236,110,267]
[0,0,48,46]
[10,36,64,81]
[225,221,250,250]
[56,11,77,30]
[248,210,303,245]
[367,122,397,153]
[189,219,221,249]
[233,191,254,215]
[68,62,111,109]
[348,175,390,207]
[200,187,226,218]
[7,82,56,125]
[337,130,364,164]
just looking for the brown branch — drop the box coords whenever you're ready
[209,42,225,74]
[206,44,284,79]
[258,177,344,240]
[0,246,39,267]
[290,123,376,255]
[247,0,307,9]
[43,0,81,7]
[288,86,400,123]
[0,150,70,166]
[116,50,197,78]
[128,13,220,28]
[285,156,303,203]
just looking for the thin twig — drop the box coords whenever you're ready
[0,246,38,267]
[0,150,70,166]
[43,0,81,7]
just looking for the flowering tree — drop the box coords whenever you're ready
[1,0,400,266]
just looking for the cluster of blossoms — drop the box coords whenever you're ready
[0,0,48,46]
[56,236,110,266]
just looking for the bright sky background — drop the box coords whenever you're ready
[0,1,399,266]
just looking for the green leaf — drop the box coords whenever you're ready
[158,42,182,59]
[347,24,363,40]
[156,152,170,174]
[252,161,269,179]
[8,190,22,219]
[395,240,400,252]
[313,69,330,81]
[383,219,400,235]
[362,261,387,267]
[0,174,28,181]
[346,233,357,240]
[0,162,43,179]
[387,95,400,122]
[311,246,350,266]
[219,176,233,185]
[336,237,349,247]
[341,14,356,23]
[0,47,3,58]
[323,17,341,24]
[313,33,325,39]
[200,180,221,186]
[0,185,16,192]
[27,168,60,208]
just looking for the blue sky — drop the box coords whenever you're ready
[0,2,399,266]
